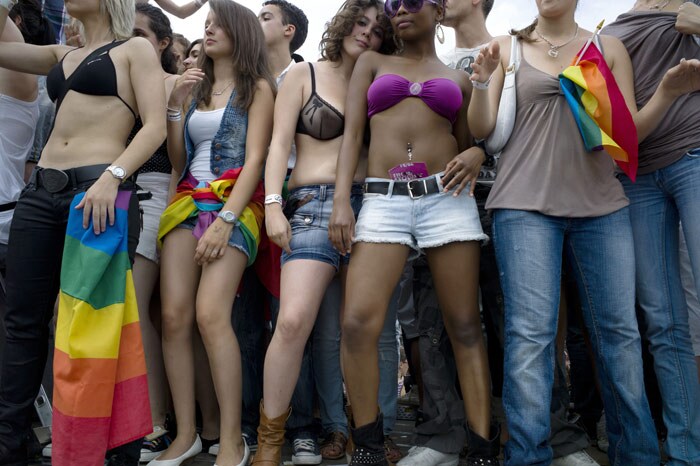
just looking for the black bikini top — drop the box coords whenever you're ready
[47,40,137,119]
[295,63,345,140]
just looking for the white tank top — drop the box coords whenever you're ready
[187,107,225,184]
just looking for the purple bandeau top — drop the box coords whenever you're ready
[367,73,462,124]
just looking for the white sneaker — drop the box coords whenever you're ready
[396,446,458,466]
[551,450,600,466]
[42,443,52,457]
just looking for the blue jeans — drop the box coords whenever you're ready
[620,150,700,465]
[313,277,399,436]
[493,208,659,466]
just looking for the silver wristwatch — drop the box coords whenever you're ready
[105,165,127,181]
[218,210,238,224]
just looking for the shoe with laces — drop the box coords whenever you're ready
[241,432,258,453]
[552,450,600,466]
[292,437,322,465]
[140,426,172,463]
[397,446,458,466]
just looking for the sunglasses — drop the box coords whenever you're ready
[384,0,440,18]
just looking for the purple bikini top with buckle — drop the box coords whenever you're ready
[367,73,462,124]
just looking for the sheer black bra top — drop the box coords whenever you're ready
[295,63,345,140]
[47,40,136,119]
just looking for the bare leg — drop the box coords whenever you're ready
[425,242,491,438]
[194,330,220,441]
[158,229,200,459]
[133,255,169,428]
[342,243,410,428]
[262,259,336,418]
[196,247,248,466]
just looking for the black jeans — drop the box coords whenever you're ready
[0,176,140,463]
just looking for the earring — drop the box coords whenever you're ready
[436,22,445,44]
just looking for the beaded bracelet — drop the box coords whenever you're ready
[471,74,493,90]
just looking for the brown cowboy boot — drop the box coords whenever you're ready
[251,401,291,466]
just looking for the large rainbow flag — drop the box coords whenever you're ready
[559,41,638,180]
[158,167,264,266]
[53,190,151,466]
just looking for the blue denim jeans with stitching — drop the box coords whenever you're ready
[493,207,659,466]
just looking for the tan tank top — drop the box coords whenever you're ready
[485,51,628,217]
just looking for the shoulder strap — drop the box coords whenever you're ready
[308,63,316,93]
[508,35,521,72]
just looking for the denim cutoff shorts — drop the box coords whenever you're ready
[354,173,488,258]
[176,214,251,259]
[281,184,363,270]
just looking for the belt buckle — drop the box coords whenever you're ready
[407,179,427,199]
[40,168,70,193]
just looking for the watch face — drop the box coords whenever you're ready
[113,167,126,178]
[220,211,236,223]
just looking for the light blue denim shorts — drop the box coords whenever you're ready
[281,184,363,270]
[354,174,488,258]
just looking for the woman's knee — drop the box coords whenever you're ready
[446,313,485,348]
[196,305,232,339]
[274,310,312,346]
[161,304,194,337]
[342,306,383,348]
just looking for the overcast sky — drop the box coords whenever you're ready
[164,0,638,60]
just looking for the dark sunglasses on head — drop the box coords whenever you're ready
[384,0,439,18]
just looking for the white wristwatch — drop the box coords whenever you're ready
[105,165,127,181]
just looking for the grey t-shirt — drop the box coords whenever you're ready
[604,11,700,175]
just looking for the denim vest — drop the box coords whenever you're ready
[180,89,248,183]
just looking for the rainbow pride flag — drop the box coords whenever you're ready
[559,42,638,180]
[53,190,151,466]
[158,167,264,266]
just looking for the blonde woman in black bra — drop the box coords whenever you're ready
[0,0,165,463]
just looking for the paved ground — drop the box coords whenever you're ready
[29,419,611,465]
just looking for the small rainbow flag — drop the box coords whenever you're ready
[52,190,151,466]
[559,40,638,180]
[157,167,264,266]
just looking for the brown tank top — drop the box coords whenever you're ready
[485,51,628,217]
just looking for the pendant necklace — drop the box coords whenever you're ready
[535,24,580,58]
[212,80,233,96]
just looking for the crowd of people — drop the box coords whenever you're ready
[0,0,699,466]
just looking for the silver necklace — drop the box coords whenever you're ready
[535,24,580,58]
[212,80,233,96]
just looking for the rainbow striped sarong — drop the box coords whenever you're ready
[559,42,638,180]
[53,190,151,466]
[157,168,264,266]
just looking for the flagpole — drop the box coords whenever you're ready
[574,19,605,66]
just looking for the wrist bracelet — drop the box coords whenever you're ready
[471,74,493,90]
[166,106,181,113]
[0,0,18,11]
[264,194,284,206]
[167,112,182,121]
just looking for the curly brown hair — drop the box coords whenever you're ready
[319,0,396,62]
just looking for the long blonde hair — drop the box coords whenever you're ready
[100,0,136,40]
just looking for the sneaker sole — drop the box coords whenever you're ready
[292,454,322,465]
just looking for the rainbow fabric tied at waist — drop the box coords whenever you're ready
[157,167,264,266]
[53,190,151,466]
[559,42,638,181]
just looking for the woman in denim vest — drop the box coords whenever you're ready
[152,1,275,466]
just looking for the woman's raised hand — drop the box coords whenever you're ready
[169,67,205,108]
[328,200,355,256]
[471,40,501,85]
[265,206,292,254]
[660,58,700,99]
[194,218,232,265]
